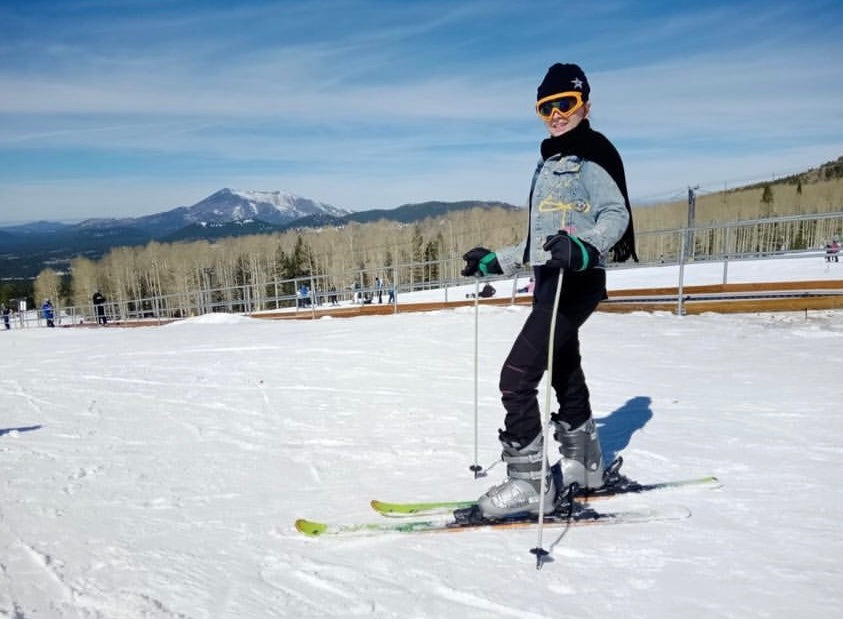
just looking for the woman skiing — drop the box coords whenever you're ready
[461,63,636,519]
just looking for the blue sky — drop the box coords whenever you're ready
[1,0,842,222]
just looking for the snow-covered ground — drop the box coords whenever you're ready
[1,255,842,618]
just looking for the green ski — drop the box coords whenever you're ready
[371,475,719,518]
[295,504,691,538]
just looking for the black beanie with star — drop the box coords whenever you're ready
[537,63,590,101]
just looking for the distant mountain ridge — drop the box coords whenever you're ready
[0,188,518,277]
[287,199,519,231]
[69,188,350,235]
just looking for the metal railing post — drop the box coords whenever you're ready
[677,231,687,316]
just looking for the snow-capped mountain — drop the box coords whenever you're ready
[73,188,348,233]
[184,188,349,226]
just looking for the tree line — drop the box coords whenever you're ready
[30,208,522,318]
[10,159,843,316]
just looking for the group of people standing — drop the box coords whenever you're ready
[352,277,394,304]
[38,292,108,328]
[2,291,108,330]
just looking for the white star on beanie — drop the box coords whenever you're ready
[571,77,583,89]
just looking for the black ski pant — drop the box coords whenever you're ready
[498,266,606,445]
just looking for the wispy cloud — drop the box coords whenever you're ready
[1,0,841,219]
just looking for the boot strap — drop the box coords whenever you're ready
[503,451,543,465]
[504,451,545,480]
[508,468,545,481]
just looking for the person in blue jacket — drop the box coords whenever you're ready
[461,63,637,520]
[298,284,310,308]
[42,299,55,328]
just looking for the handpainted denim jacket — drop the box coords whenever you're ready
[495,155,629,274]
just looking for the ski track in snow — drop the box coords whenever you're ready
[1,255,842,617]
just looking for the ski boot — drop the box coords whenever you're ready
[476,433,556,520]
[552,416,605,490]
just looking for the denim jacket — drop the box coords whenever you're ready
[495,155,629,274]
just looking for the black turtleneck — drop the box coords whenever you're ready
[540,120,637,263]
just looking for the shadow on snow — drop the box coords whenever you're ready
[597,396,653,464]
[0,425,43,437]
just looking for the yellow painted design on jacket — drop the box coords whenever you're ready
[538,197,590,214]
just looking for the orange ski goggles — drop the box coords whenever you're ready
[535,91,585,120]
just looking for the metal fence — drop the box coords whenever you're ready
[635,210,843,263]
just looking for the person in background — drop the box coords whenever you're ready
[461,63,636,520]
[298,284,310,308]
[42,299,55,328]
[2,304,10,330]
[825,238,840,262]
[478,283,496,298]
[517,277,535,294]
[93,290,108,325]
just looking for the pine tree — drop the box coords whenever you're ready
[760,184,774,216]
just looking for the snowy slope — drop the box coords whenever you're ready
[1,257,842,618]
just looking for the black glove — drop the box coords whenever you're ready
[461,247,502,277]
[542,231,599,271]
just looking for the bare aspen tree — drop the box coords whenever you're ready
[69,256,99,309]
[100,247,141,320]
[34,268,62,309]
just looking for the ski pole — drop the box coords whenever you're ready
[470,276,484,478]
[531,267,565,569]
